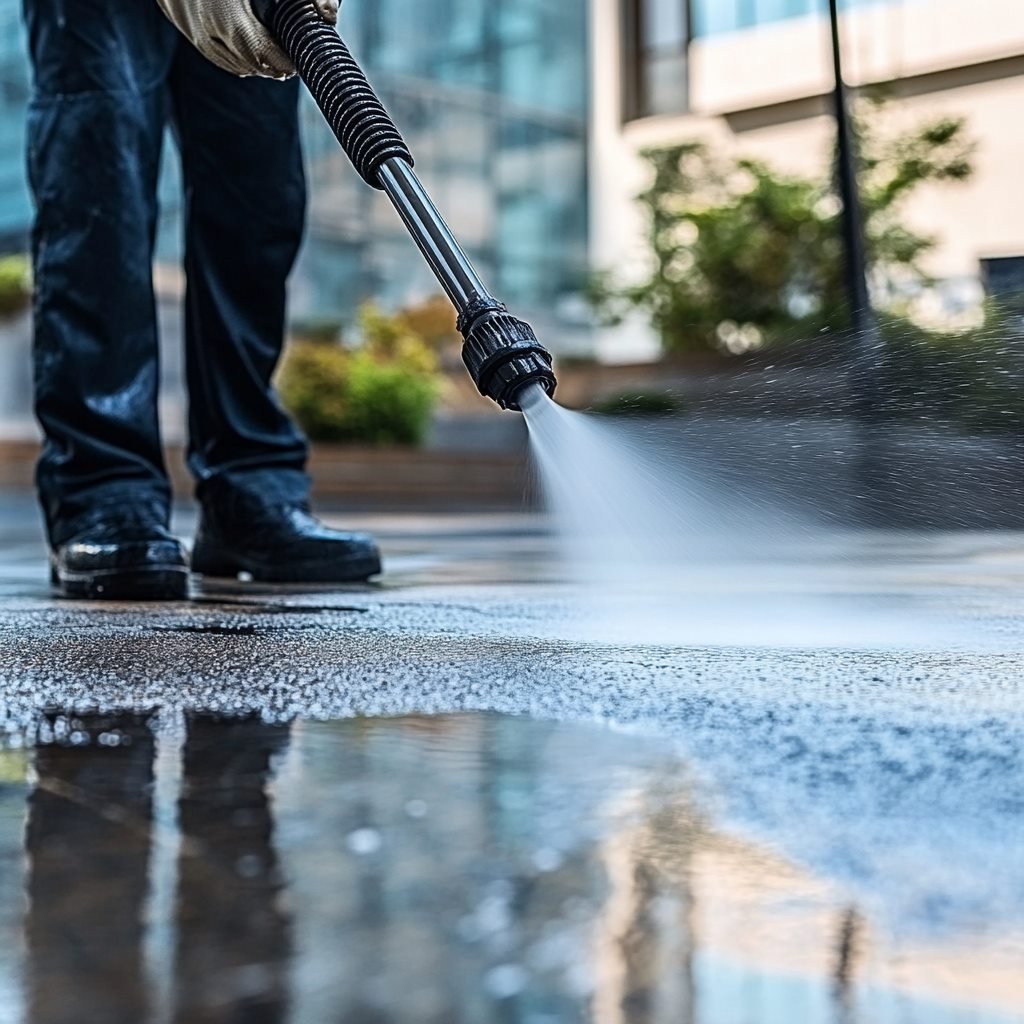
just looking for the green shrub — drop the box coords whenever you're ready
[0,255,31,320]
[592,390,684,417]
[277,342,352,442]
[278,304,441,446]
[0,750,27,784]
[342,350,439,445]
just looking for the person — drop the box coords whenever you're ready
[25,0,381,600]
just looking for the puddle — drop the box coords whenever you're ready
[0,712,1019,1023]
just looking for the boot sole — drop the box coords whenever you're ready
[52,565,190,601]
[191,550,381,584]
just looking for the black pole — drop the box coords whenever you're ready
[828,0,884,521]
[828,0,877,354]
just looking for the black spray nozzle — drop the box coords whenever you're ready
[460,305,557,412]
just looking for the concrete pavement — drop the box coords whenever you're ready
[0,494,1022,1022]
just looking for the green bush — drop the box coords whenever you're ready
[0,255,31,321]
[277,342,351,441]
[278,305,441,446]
[342,350,439,445]
[593,101,975,354]
[592,390,684,417]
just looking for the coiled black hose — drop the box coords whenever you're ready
[258,0,413,188]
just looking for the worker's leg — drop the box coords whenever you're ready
[24,0,178,546]
[168,44,380,583]
[168,44,311,508]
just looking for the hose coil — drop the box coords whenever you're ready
[266,0,413,188]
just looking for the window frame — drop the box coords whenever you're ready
[621,0,692,122]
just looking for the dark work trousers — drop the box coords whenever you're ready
[24,0,311,546]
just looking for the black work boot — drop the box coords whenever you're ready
[191,496,382,584]
[50,503,189,601]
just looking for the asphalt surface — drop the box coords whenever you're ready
[0,494,1022,1022]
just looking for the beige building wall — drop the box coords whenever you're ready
[590,0,1024,359]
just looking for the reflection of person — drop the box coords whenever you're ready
[24,713,293,1024]
[25,0,381,601]
[173,714,292,1023]
[26,715,155,1024]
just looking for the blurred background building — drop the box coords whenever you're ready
[2,0,1024,465]
[0,0,591,436]
[1,1,1023,349]
[594,0,1024,358]
[0,0,591,325]
[0,2,30,253]
[162,0,591,351]
[1,1,1021,359]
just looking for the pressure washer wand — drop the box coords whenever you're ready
[252,0,557,411]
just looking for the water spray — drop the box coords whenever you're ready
[252,0,558,411]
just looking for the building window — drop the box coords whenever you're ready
[623,0,690,121]
[692,0,885,38]
[981,256,1024,313]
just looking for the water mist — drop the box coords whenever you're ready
[518,385,951,649]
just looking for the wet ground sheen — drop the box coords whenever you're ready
[0,496,1021,1023]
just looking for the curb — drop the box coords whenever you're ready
[0,441,538,512]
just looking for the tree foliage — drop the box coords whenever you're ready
[594,102,975,353]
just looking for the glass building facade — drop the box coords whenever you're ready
[0,2,31,250]
[293,0,590,325]
[0,0,590,329]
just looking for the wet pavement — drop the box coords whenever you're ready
[0,494,1022,1023]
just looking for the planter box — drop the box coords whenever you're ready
[0,441,537,512]
[305,446,535,510]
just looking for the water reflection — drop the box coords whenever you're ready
[26,713,292,1024]
[5,713,1022,1024]
[27,714,154,1024]
[173,715,291,1024]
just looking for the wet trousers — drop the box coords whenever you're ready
[25,0,310,545]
